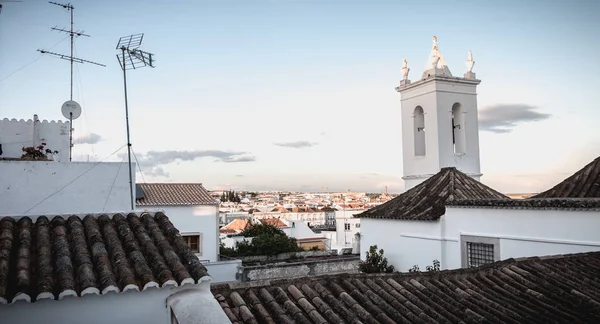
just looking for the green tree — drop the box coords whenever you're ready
[240,223,284,237]
[220,223,303,257]
[359,245,395,273]
[250,233,303,256]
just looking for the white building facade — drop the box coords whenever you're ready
[0,160,134,216]
[135,183,241,284]
[335,209,363,246]
[0,115,71,162]
[361,200,600,272]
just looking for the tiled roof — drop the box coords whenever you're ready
[288,207,317,213]
[220,219,253,234]
[356,167,508,220]
[319,207,338,212]
[532,156,600,198]
[0,212,209,304]
[270,207,288,213]
[136,183,217,206]
[447,197,600,210]
[260,218,288,228]
[212,251,600,323]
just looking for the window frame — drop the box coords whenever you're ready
[460,235,500,268]
[181,232,203,255]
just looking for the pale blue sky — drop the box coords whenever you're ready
[1,0,599,193]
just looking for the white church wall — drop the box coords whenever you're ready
[398,77,482,190]
[0,117,70,162]
[360,218,442,272]
[443,207,600,269]
[400,81,441,190]
[433,81,481,178]
[0,161,134,216]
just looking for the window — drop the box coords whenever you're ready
[182,234,202,254]
[466,242,494,267]
[461,235,499,268]
[355,223,360,228]
[413,106,426,156]
[451,103,466,154]
[344,223,351,231]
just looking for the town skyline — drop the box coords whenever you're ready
[1,0,599,194]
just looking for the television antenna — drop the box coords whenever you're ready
[116,33,156,210]
[37,1,106,161]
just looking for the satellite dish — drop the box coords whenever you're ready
[61,100,82,120]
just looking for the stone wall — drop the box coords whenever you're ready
[237,256,359,282]
[236,250,337,263]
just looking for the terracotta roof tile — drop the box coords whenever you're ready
[220,219,253,234]
[356,167,508,220]
[136,183,217,206]
[212,251,600,323]
[0,212,208,304]
[319,207,338,212]
[532,156,600,198]
[259,218,288,228]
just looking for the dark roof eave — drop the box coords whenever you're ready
[447,198,600,210]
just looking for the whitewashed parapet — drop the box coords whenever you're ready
[0,117,70,161]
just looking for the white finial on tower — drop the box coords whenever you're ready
[431,36,441,68]
[464,50,476,80]
[422,36,452,79]
[466,50,475,72]
[397,58,412,88]
[402,58,410,80]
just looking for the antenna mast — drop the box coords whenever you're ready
[116,33,156,211]
[38,1,106,161]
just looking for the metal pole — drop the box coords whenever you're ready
[69,6,73,101]
[69,6,74,161]
[121,47,135,211]
[69,112,73,161]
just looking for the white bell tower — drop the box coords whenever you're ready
[396,36,482,191]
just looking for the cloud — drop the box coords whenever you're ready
[120,149,256,178]
[479,104,551,133]
[146,166,169,177]
[73,133,103,144]
[220,156,256,163]
[359,173,381,179]
[273,141,318,148]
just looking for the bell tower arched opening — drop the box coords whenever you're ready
[451,102,466,154]
[414,106,426,156]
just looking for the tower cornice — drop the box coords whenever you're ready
[395,75,481,93]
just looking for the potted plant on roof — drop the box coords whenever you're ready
[21,140,59,161]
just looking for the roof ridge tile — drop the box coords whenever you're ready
[356,167,507,220]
